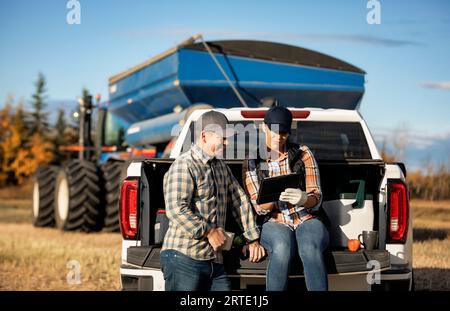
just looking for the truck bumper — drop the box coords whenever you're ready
[120,266,165,291]
[371,268,413,291]
[120,264,399,291]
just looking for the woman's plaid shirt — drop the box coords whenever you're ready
[243,145,322,229]
[162,144,260,263]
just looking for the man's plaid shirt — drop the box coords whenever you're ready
[162,144,260,263]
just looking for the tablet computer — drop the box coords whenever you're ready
[256,173,303,205]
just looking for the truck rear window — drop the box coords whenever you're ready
[291,121,371,161]
[181,121,372,161]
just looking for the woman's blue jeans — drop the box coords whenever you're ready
[260,218,330,291]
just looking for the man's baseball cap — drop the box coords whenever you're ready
[264,105,293,134]
[196,110,235,137]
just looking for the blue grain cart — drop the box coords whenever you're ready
[31,35,365,233]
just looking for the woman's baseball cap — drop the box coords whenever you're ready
[264,105,293,134]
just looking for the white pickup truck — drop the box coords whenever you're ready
[118,107,413,291]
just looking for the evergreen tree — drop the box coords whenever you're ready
[52,108,68,163]
[30,72,49,136]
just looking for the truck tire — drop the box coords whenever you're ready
[32,165,59,227]
[100,160,125,232]
[54,160,103,232]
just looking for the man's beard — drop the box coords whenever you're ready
[215,144,225,159]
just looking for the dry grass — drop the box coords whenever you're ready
[0,180,33,200]
[411,200,450,291]
[0,199,121,291]
[0,193,449,290]
[0,199,32,223]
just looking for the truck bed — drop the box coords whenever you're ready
[126,158,389,282]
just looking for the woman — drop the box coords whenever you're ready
[243,105,330,291]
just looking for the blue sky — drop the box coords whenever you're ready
[1,0,449,169]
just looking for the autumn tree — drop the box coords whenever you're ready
[0,98,33,185]
[11,132,54,184]
[380,137,397,162]
[0,98,14,185]
[392,123,409,162]
[0,74,55,186]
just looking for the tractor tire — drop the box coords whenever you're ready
[54,160,104,232]
[100,160,126,232]
[32,165,59,227]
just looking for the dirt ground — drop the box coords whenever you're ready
[0,191,449,290]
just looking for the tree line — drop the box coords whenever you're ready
[0,73,79,186]
[381,139,450,200]
[1,73,449,200]
[408,161,450,200]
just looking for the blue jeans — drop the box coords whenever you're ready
[160,249,231,291]
[260,218,330,291]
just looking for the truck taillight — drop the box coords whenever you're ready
[119,177,139,239]
[387,180,409,243]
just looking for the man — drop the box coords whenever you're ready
[161,110,265,291]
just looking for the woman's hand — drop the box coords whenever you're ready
[279,188,307,206]
[242,241,266,262]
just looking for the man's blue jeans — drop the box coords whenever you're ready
[260,218,330,291]
[160,249,231,291]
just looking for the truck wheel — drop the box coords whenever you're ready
[54,160,103,232]
[32,165,59,227]
[101,160,125,232]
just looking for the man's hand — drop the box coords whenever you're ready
[206,227,227,251]
[242,241,266,263]
[279,188,307,206]
[259,202,275,211]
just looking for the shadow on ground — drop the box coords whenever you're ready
[414,268,450,291]
[413,228,448,242]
